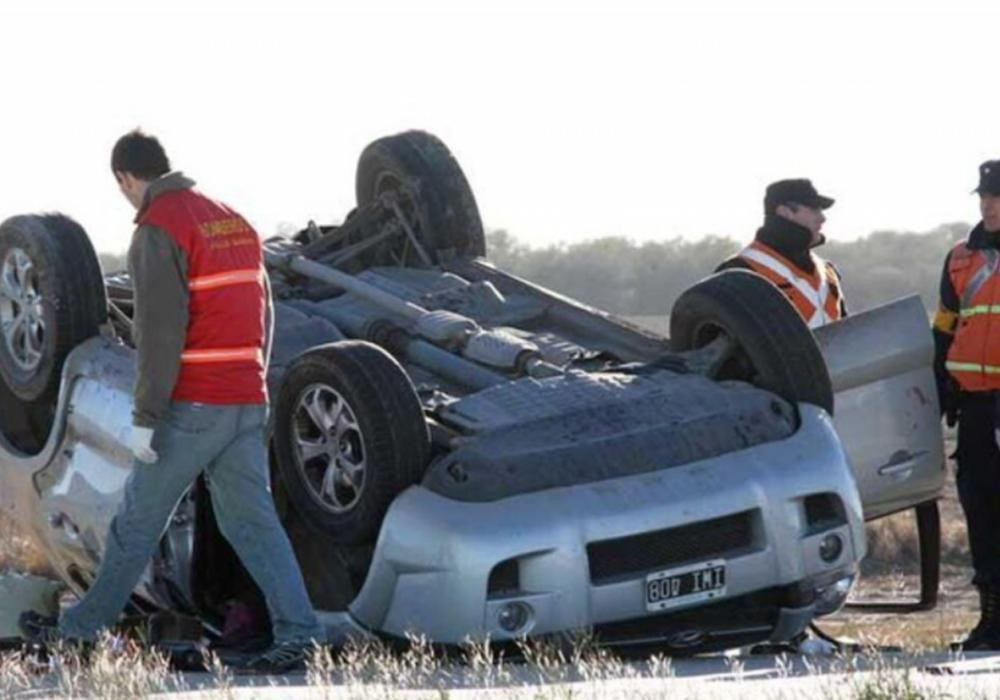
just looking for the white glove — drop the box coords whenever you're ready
[128,425,158,464]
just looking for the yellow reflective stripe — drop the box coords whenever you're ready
[189,268,262,292]
[181,347,263,364]
[945,361,1000,374]
[959,304,1000,318]
[933,308,958,334]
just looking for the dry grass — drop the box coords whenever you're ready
[0,633,998,699]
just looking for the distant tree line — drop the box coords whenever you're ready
[98,252,127,274]
[97,221,972,317]
[486,224,971,316]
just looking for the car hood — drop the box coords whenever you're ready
[424,370,797,502]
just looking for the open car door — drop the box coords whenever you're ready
[814,294,947,609]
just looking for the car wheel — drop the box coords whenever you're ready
[670,270,834,415]
[0,214,107,403]
[273,340,430,544]
[356,130,485,264]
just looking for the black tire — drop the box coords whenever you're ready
[0,214,107,403]
[670,270,834,414]
[0,381,52,453]
[273,340,430,544]
[356,130,486,262]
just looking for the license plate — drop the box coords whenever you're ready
[645,559,726,612]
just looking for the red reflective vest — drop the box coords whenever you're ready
[138,188,267,404]
[737,240,844,329]
[944,241,1000,391]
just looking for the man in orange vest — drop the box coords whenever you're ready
[19,131,324,672]
[933,160,1000,651]
[717,178,847,327]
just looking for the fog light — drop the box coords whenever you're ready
[497,601,531,633]
[818,533,843,563]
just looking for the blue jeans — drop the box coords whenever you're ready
[59,401,324,644]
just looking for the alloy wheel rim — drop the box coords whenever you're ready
[292,383,367,514]
[0,248,45,371]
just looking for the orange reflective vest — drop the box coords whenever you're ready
[138,188,267,404]
[737,240,844,329]
[943,242,1000,391]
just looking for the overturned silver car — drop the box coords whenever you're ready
[0,131,944,653]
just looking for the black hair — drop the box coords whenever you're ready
[110,129,171,180]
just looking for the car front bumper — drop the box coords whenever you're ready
[347,405,865,645]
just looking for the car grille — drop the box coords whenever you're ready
[587,510,756,584]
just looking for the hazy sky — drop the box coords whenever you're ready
[1,0,998,253]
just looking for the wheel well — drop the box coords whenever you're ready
[189,476,269,639]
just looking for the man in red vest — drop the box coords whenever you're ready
[934,160,1000,651]
[20,131,324,672]
[717,179,847,327]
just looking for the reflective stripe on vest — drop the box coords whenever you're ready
[945,361,1000,375]
[180,347,264,364]
[960,304,1000,318]
[183,268,264,365]
[189,268,263,292]
[739,245,833,328]
[961,248,1000,309]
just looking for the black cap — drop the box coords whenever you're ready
[764,179,835,214]
[975,160,1000,196]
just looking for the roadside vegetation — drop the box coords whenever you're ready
[101,221,968,319]
[0,632,996,699]
[486,224,966,318]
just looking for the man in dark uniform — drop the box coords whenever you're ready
[717,179,847,327]
[934,160,1000,651]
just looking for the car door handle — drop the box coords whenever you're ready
[877,449,928,477]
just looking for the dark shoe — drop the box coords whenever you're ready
[237,640,310,674]
[952,584,1000,652]
[18,610,91,653]
[18,611,62,645]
